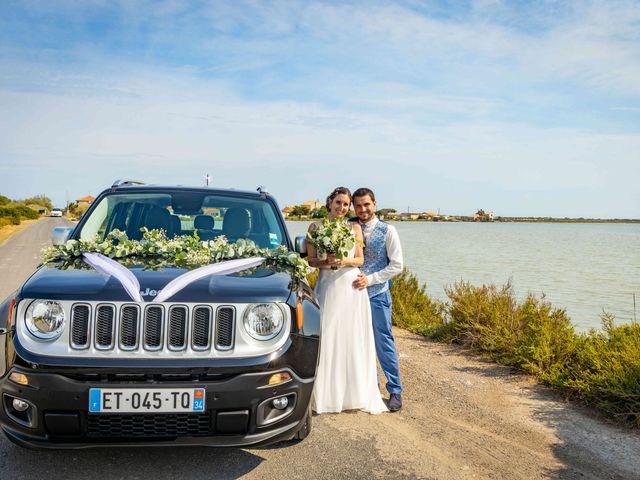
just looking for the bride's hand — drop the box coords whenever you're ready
[327,254,344,268]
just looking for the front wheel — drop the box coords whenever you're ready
[294,407,312,441]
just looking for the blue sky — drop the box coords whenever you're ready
[1,0,639,217]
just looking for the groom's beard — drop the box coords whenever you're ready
[358,213,375,223]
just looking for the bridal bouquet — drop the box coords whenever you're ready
[307,218,356,261]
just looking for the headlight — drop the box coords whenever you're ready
[243,304,284,341]
[25,300,66,340]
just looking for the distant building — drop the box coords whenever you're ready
[76,195,95,208]
[282,206,294,218]
[302,200,322,210]
[377,208,397,220]
[473,210,495,221]
[419,211,441,220]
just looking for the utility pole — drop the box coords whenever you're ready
[204,174,211,187]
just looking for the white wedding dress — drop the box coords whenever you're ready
[311,242,388,414]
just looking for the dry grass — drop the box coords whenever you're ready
[0,219,40,246]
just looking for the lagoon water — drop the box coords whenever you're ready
[286,221,640,331]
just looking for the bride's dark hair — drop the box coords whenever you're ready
[325,187,352,210]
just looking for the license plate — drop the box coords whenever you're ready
[88,388,205,414]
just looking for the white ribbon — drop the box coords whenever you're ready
[153,257,265,302]
[83,253,266,303]
[83,253,144,303]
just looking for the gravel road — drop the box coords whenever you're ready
[1,219,639,479]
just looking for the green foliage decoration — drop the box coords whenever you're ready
[41,228,312,284]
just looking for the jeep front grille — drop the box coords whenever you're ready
[215,307,235,350]
[192,306,212,351]
[168,306,188,350]
[68,303,242,354]
[119,305,139,350]
[95,305,115,349]
[18,299,290,359]
[71,304,90,349]
[144,306,164,350]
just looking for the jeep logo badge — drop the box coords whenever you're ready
[140,288,162,297]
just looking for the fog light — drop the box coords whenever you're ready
[9,372,29,386]
[267,372,292,386]
[12,399,29,412]
[272,396,289,410]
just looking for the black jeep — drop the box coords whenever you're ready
[0,181,319,448]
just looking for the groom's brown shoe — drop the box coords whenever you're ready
[388,394,402,412]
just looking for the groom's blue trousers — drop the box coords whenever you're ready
[370,290,403,395]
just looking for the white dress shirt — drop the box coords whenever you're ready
[360,216,404,286]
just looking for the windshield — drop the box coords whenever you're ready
[78,191,287,248]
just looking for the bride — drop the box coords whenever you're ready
[307,187,388,414]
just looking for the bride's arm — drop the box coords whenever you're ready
[306,222,331,269]
[336,222,364,268]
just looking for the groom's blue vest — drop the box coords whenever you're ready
[361,221,390,298]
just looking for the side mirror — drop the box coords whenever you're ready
[294,235,307,256]
[51,227,74,246]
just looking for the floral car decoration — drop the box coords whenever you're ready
[41,227,311,287]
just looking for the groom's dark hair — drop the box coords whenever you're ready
[353,187,376,202]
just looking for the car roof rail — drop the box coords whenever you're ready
[111,179,146,189]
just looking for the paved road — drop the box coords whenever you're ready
[0,218,75,301]
[1,220,639,479]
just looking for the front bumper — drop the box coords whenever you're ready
[0,367,313,449]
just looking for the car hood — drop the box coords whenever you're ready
[20,263,294,304]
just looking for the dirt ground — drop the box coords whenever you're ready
[304,328,640,479]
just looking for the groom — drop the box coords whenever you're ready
[351,188,404,412]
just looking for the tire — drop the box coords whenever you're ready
[294,407,312,441]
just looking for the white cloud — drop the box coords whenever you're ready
[1,59,638,216]
[1,1,639,216]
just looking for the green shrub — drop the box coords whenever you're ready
[20,194,53,210]
[0,203,39,226]
[514,295,577,381]
[444,281,520,361]
[563,315,640,425]
[386,270,639,426]
[10,203,39,219]
[390,269,446,337]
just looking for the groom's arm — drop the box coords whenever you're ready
[365,225,403,286]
